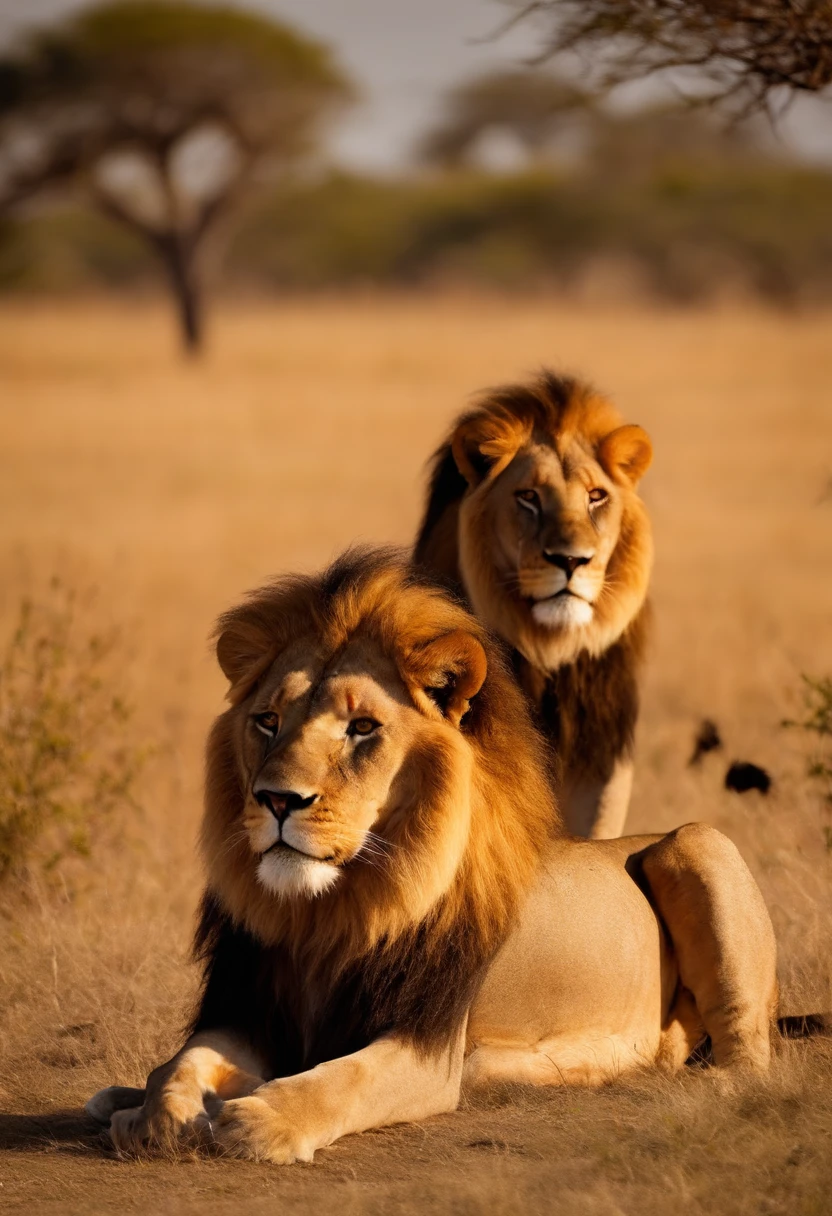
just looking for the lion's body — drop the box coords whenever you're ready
[467,835,669,1087]
[415,373,654,837]
[467,826,778,1085]
[88,551,778,1164]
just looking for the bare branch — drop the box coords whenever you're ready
[510,0,832,113]
[89,181,161,245]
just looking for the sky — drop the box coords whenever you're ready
[2,0,831,170]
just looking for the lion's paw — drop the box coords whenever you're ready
[109,1106,153,1154]
[109,1093,209,1155]
[213,1096,313,1165]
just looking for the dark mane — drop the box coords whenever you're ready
[521,604,650,784]
[415,445,468,567]
[189,884,496,1074]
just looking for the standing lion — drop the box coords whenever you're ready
[415,371,653,838]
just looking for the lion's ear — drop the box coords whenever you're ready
[598,424,653,487]
[451,412,525,487]
[408,630,488,728]
[215,612,276,704]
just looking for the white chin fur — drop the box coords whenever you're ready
[257,849,340,899]
[531,595,594,629]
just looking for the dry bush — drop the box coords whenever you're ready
[785,675,832,849]
[0,578,146,888]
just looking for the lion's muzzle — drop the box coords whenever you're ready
[541,550,593,577]
[254,787,319,823]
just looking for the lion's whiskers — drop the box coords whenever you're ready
[351,830,399,871]
[219,827,251,858]
[496,571,524,591]
[365,830,400,852]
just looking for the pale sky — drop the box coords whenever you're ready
[2,0,831,169]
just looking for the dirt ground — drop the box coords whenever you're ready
[1,296,831,1214]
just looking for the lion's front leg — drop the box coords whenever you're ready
[97,1031,265,1154]
[213,1030,465,1165]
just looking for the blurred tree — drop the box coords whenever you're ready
[585,102,768,183]
[418,69,593,168]
[0,1,352,351]
[509,1,832,115]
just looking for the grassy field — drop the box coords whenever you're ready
[1,296,831,1214]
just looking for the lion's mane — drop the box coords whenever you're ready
[191,549,558,1076]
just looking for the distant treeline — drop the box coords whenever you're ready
[3,163,832,304]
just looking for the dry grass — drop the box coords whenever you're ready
[0,295,830,1214]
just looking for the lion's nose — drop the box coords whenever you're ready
[254,789,318,823]
[542,552,592,577]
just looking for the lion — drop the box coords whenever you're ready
[86,548,781,1164]
[415,371,653,839]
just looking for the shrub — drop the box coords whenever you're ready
[4,163,832,301]
[785,675,832,851]
[0,580,145,885]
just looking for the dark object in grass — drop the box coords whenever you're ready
[725,761,772,795]
[778,1013,832,1039]
[689,719,722,766]
[687,1013,832,1067]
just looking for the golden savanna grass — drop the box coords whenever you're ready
[1,296,831,1214]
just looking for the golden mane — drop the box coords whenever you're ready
[194,549,558,1064]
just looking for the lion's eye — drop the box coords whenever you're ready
[515,489,540,511]
[588,488,608,506]
[253,711,280,738]
[347,717,379,738]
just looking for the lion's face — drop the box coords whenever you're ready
[213,608,487,904]
[236,638,422,899]
[473,438,628,630]
[453,408,653,669]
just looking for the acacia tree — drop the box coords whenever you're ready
[510,1,832,114]
[0,2,352,351]
[418,69,593,168]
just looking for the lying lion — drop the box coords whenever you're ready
[415,371,653,839]
[88,548,778,1164]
